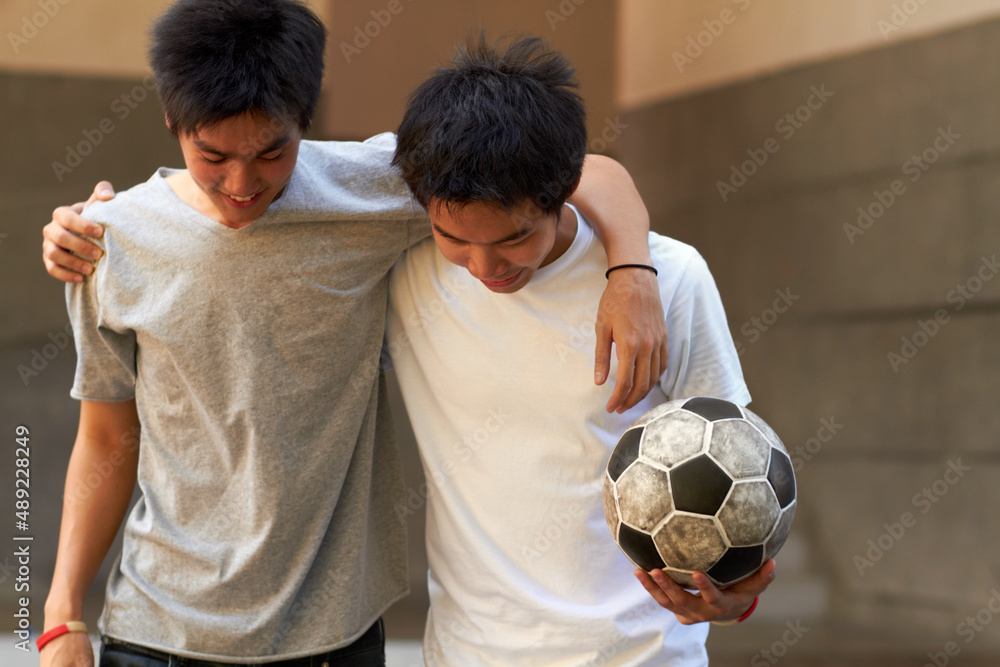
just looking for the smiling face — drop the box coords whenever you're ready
[430,199,578,293]
[175,113,303,229]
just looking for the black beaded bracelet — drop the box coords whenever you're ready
[605,263,659,279]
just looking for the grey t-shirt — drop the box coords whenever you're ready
[67,134,429,662]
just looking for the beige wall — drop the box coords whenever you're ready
[0,0,329,77]
[323,0,617,143]
[618,0,1000,109]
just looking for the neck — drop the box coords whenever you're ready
[541,204,579,267]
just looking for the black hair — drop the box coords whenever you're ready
[150,0,326,136]
[393,33,588,216]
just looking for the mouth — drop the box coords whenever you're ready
[223,192,264,208]
[481,270,523,289]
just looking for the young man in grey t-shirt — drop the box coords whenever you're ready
[39,2,668,665]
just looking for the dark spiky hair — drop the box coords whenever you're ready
[393,33,588,216]
[150,0,326,136]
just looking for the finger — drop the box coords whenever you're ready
[634,569,675,608]
[620,341,654,411]
[691,571,724,607]
[606,346,634,413]
[85,180,116,206]
[594,315,613,387]
[657,333,669,379]
[44,221,104,260]
[649,569,701,608]
[734,559,777,596]
[43,241,95,279]
[51,205,104,239]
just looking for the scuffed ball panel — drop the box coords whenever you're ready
[640,411,707,469]
[707,419,771,479]
[767,449,796,509]
[718,481,780,546]
[670,455,732,515]
[664,568,697,589]
[607,426,643,482]
[706,544,764,588]
[616,463,674,532]
[618,523,666,572]
[764,503,796,562]
[602,475,620,539]
[682,396,743,421]
[653,513,726,572]
[743,408,787,453]
[630,399,686,429]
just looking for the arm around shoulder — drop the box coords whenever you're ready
[569,155,668,412]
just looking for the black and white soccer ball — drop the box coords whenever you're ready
[603,396,796,588]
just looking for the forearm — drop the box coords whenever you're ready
[44,402,139,625]
[567,155,652,266]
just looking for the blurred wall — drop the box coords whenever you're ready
[322,0,617,144]
[618,0,1000,108]
[620,11,1000,663]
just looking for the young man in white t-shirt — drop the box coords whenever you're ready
[386,36,777,665]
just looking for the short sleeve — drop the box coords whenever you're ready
[66,274,137,401]
[660,250,751,406]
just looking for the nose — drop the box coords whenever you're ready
[466,246,508,281]
[225,161,258,196]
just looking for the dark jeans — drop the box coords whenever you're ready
[98,618,385,667]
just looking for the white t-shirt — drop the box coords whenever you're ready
[386,208,750,666]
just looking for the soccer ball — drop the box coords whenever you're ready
[602,396,796,588]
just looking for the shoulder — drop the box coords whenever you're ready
[295,133,402,186]
[287,134,419,218]
[297,132,398,168]
[391,237,450,289]
[648,232,714,291]
[80,170,176,233]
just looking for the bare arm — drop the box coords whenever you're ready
[567,155,668,413]
[41,182,114,283]
[42,399,140,666]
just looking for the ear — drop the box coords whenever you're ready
[164,112,174,132]
[566,175,582,198]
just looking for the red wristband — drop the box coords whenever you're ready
[36,621,87,651]
[736,596,759,623]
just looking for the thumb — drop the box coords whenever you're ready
[95,180,116,200]
[85,181,116,207]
